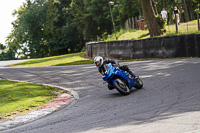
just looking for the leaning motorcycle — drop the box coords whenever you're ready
[102,63,143,95]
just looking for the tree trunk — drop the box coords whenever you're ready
[162,0,164,8]
[141,0,161,37]
[197,9,200,31]
[151,0,158,15]
[179,4,184,22]
[188,0,195,20]
[183,0,190,22]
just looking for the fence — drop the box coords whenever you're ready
[124,16,145,30]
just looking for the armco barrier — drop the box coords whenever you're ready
[86,33,200,60]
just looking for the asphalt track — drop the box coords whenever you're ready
[0,59,200,133]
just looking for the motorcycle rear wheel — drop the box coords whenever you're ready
[113,79,130,95]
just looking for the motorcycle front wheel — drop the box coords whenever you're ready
[134,78,143,89]
[113,79,130,95]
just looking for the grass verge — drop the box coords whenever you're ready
[106,20,200,41]
[8,52,199,68]
[9,52,94,67]
[0,79,66,121]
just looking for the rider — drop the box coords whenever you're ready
[94,56,136,78]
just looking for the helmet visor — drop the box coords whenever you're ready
[95,61,100,67]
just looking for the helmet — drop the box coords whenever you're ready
[94,56,103,67]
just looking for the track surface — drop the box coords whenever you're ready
[0,59,200,133]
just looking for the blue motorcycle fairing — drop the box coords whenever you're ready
[102,64,115,80]
[102,63,135,89]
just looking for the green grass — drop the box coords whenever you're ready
[9,52,94,67]
[106,19,200,41]
[0,79,66,121]
[106,29,150,41]
[165,20,199,35]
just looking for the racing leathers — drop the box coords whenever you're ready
[98,58,135,78]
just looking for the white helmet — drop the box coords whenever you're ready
[94,56,103,67]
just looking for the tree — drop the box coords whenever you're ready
[118,0,140,27]
[141,0,162,37]
[188,0,195,20]
[151,0,158,15]
[183,0,190,22]
[7,0,49,58]
[82,0,113,40]
[7,0,85,58]
[0,43,15,60]
[161,0,165,9]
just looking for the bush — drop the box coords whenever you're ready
[156,15,166,29]
[81,47,86,52]
[0,51,15,61]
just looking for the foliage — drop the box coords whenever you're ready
[7,0,83,58]
[7,0,48,58]
[5,0,142,59]
[6,0,199,59]
[117,0,140,22]
[0,43,15,60]
[156,15,166,29]
[112,0,140,30]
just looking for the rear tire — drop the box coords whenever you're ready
[113,79,130,95]
[134,78,143,89]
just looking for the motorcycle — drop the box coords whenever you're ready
[102,63,143,95]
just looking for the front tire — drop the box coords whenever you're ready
[113,79,130,95]
[134,78,143,89]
